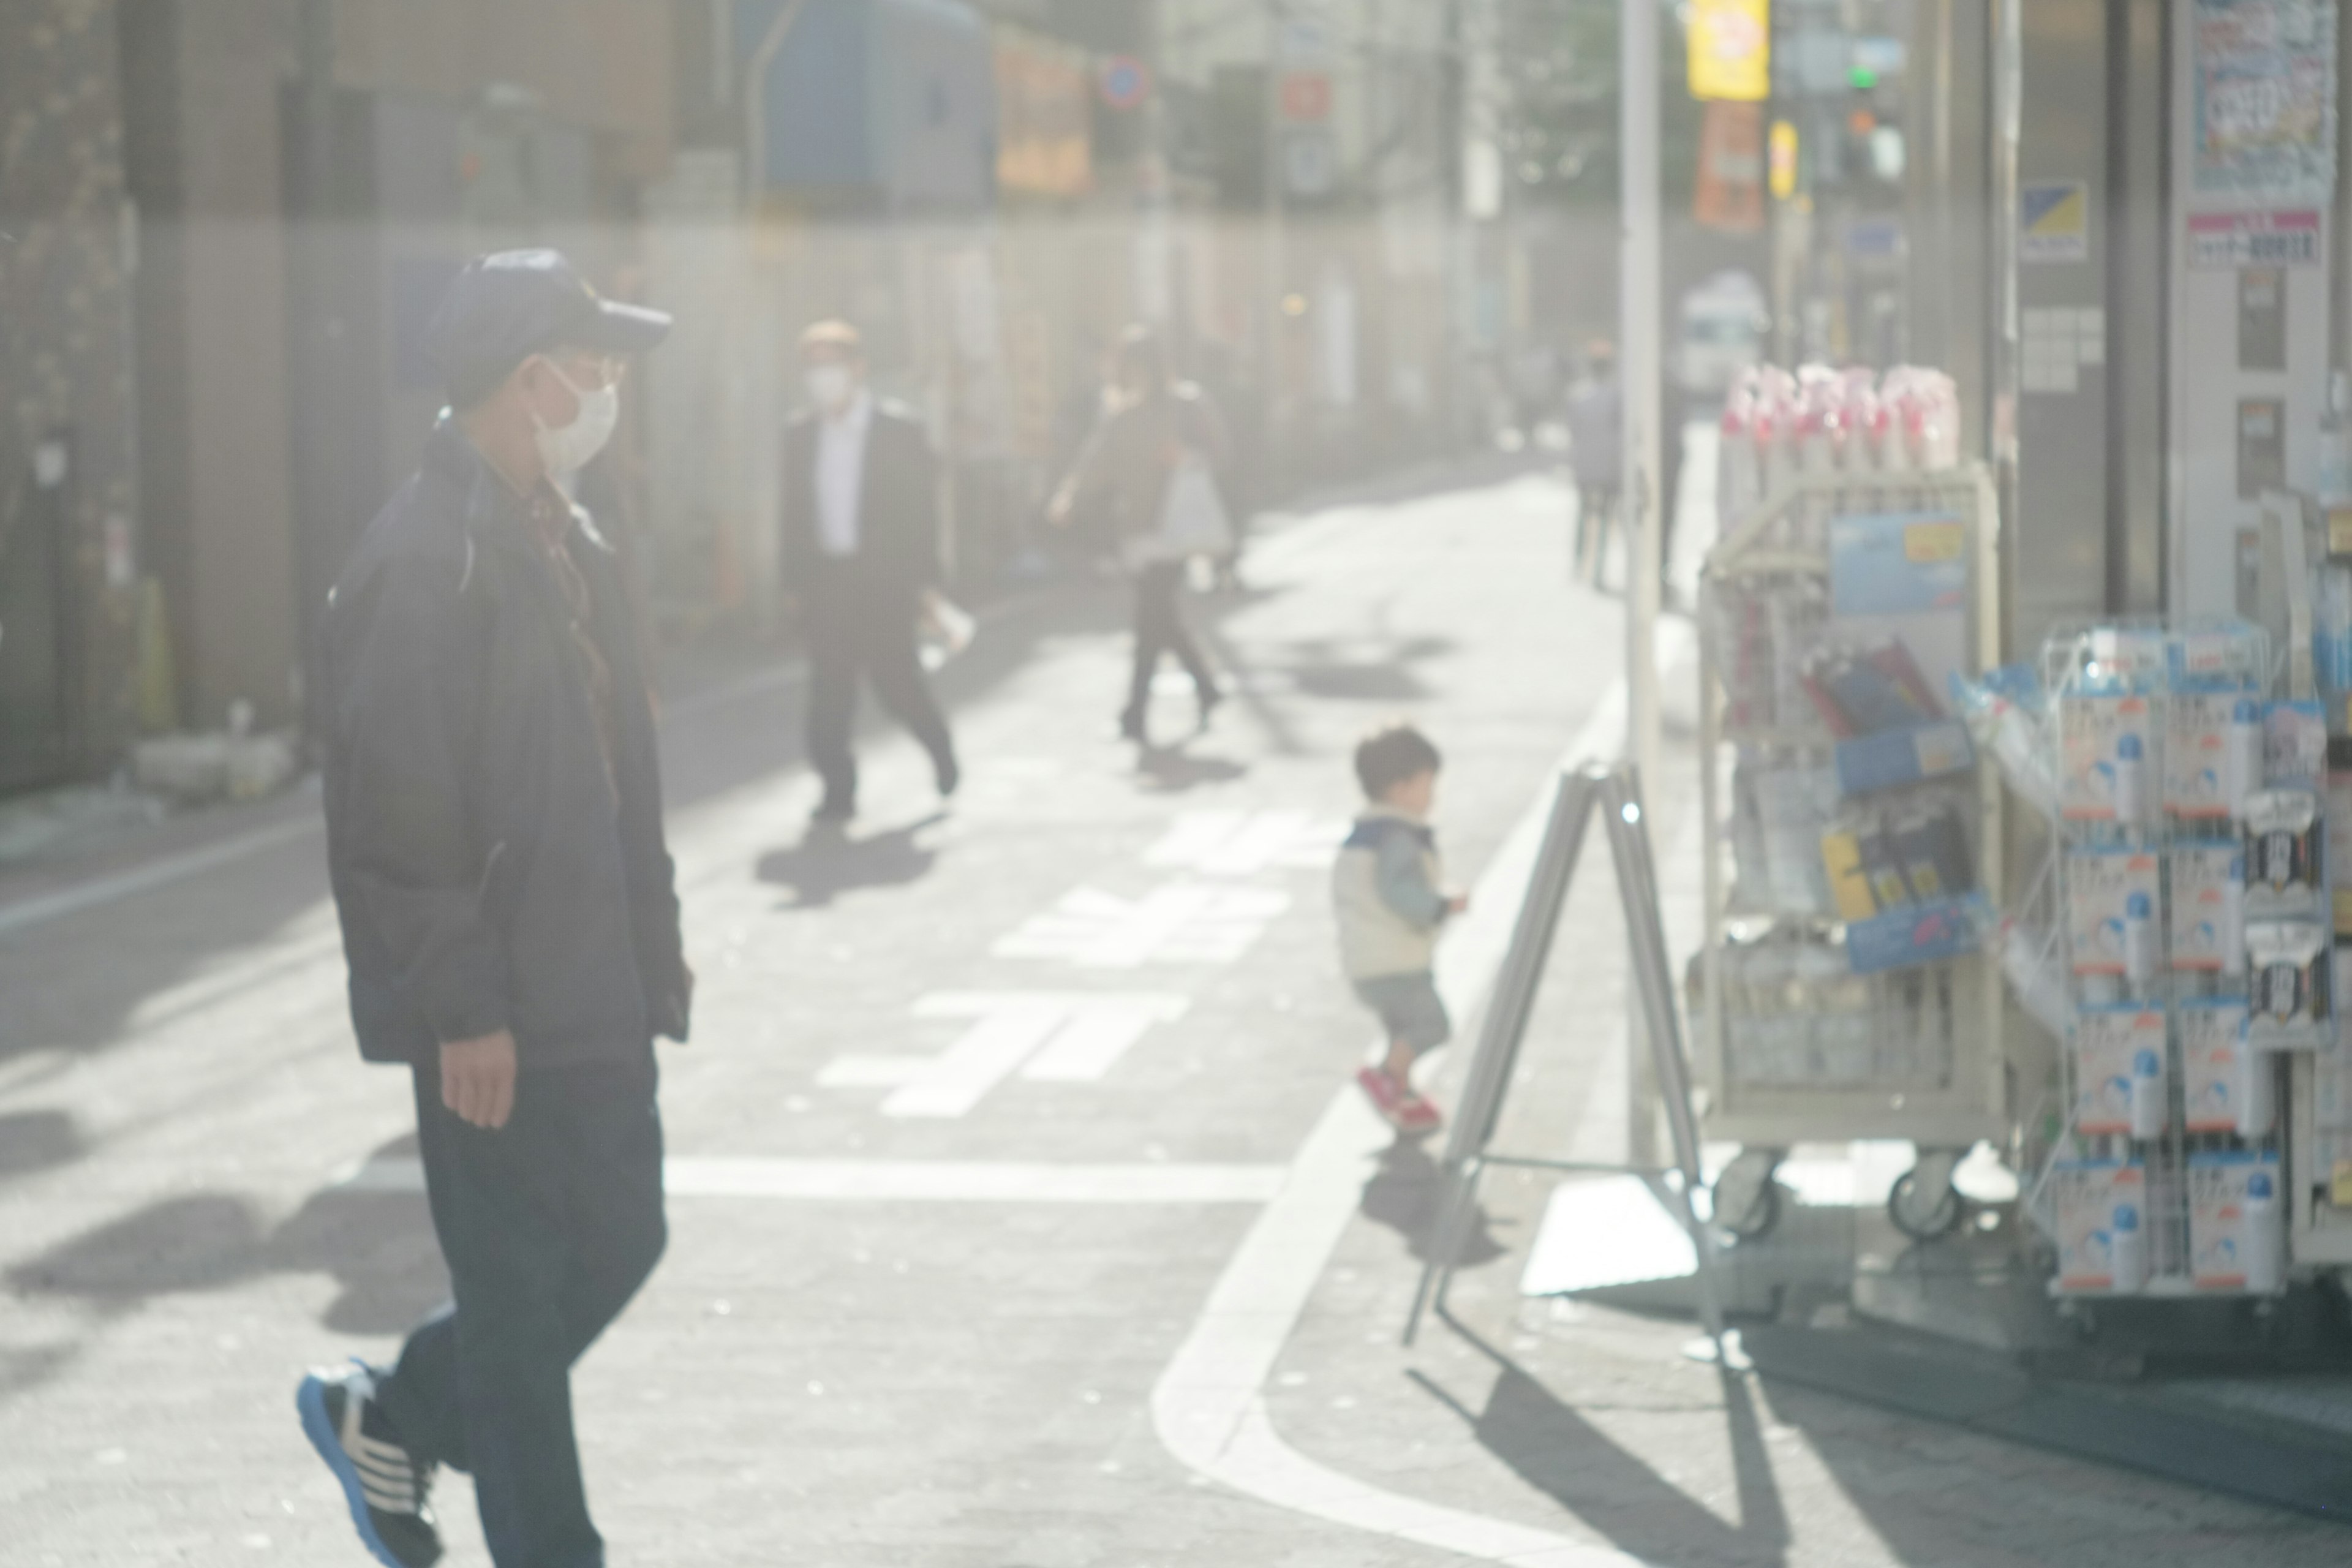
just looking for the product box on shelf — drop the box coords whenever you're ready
[2065,848,2162,978]
[2247,918,2333,1049]
[2168,840,2247,973]
[2181,997,2271,1135]
[2052,1159,2149,1293]
[1844,894,1986,974]
[2071,1003,2168,1137]
[2244,790,2326,919]
[1834,721,1976,795]
[2165,685,2261,820]
[2188,1150,2284,1292]
[2266,699,2329,785]
[2060,690,2154,822]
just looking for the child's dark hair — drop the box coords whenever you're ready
[1354,721,1442,799]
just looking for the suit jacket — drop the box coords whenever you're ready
[780,399,940,601]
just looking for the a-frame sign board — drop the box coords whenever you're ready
[1402,764,1727,1347]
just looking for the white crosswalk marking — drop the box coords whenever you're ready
[820,992,1193,1117]
[1142,810,1346,877]
[992,884,1290,967]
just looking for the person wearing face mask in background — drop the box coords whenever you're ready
[779,319,962,823]
[299,250,690,1568]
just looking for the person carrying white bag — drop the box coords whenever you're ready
[1049,325,1233,747]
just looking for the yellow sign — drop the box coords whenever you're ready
[1904,521,1965,563]
[1688,0,1771,102]
[1768,119,1798,199]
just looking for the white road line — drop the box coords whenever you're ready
[0,813,320,940]
[339,1155,1284,1205]
[993,884,1292,967]
[822,992,1193,1113]
[1144,810,1344,876]
[1150,624,1691,1566]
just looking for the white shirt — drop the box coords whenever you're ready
[814,391,873,559]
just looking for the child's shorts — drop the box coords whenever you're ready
[1352,971,1452,1057]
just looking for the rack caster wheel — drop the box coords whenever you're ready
[1887,1166,1964,1241]
[1712,1147,1784,1240]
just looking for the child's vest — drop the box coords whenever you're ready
[1332,807,1442,979]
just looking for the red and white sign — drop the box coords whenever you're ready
[1278,71,1330,122]
[2186,208,2321,268]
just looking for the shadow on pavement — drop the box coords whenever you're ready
[3,1133,447,1405]
[756,813,945,909]
[1411,1317,1792,1567]
[0,1109,84,1181]
[1133,744,1250,793]
[1359,1137,1507,1267]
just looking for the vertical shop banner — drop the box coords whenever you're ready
[1695,102,1765,232]
[995,32,1093,197]
[2193,0,2337,198]
[1687,0,1771,101]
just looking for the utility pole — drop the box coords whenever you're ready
[1620,0,1663,791]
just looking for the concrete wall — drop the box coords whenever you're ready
[0,0,143,783]
[121,0,304,732]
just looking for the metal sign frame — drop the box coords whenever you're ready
[1403,764,1728,1347]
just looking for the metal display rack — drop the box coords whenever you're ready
[2254,489,2352,1275]
[1694,464,2010,1238]
[2026,617,2294,1300]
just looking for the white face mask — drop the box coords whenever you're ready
[807,364,855,413]
[531,359,620,477]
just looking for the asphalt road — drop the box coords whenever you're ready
[4,470,2341,1566]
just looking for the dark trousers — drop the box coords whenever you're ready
[1125,561,1215,725]
[375,1050,666,1568]
[805,574,957,811]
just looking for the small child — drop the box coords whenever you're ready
[1333,722,1467,1133]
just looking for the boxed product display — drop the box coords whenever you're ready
[2052,1159,2149,1293]
[2188,1151,2285,1292]
[2070,1003,2168,1137]
[2166,840,2246,973]
[2247,918,2333,1049]
[2065,847,2162,980]
[2060,690,2154,823]
[2180,997,2271,1136]
[2164,685,2261,820]
[2244,790,2325,918]
[2267,699,2329,785]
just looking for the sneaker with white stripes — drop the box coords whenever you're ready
[296,1360,443,1568]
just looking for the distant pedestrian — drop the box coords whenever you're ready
[302,249,692,1568]
[1048,325,1230,747]
[1565,339,1622,587]
[781,320,962,823]
[1334,722,1466,1135]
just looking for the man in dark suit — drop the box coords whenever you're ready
[781,320,959,823]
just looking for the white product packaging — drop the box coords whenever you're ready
[2071,1005,2167,1137]
[2066,848,2162,978]
[2180,998,2271,1136]
[2060,691,2154,822]
[2163,687,2242,820]
[2189,1152,2285,1293]
[2226,696,2266,815]
[2168,841,2246,973]
[2053,1160,2149,1292]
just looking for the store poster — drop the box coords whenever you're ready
[1827,512,1969,704]
[2193,0,2337,200]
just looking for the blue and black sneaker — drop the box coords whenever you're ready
[296,1360,443,1568]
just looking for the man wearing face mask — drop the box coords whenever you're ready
[780,319,961,823]
[298,250,689,1568]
